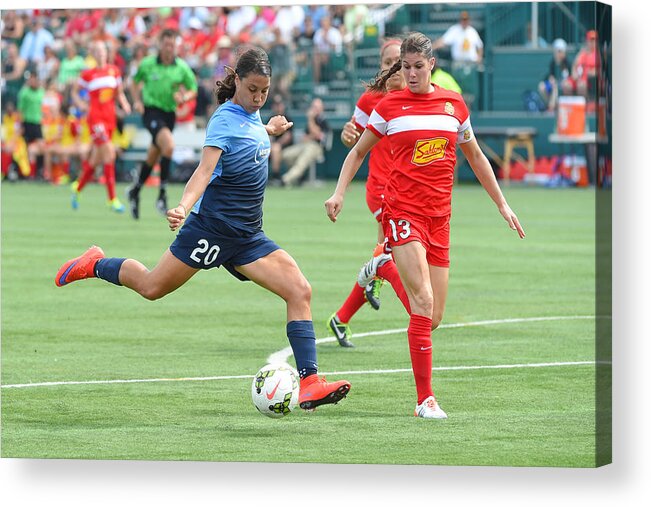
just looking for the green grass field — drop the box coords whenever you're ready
[1,180,597,466]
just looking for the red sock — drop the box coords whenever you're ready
[336,283,366,323]
[103,163,116,201]
[378,260,411,313]
[77,160,94,191]
[408,313,434,404]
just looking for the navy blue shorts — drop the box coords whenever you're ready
[169,213,280,281]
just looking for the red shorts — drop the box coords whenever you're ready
[365,189,385,223]
[89,121,114,146]
[382,203,450,268]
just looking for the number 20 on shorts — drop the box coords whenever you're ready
[190,239,221,266]
[389,219,411,242]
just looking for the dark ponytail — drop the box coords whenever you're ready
[367,61,402,93]
[214,46,272,104]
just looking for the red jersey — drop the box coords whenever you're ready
[366,86,473,218]
[78,65,122,128]
[353,90,393,194]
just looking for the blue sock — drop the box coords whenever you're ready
[94,258,126,286]
[286,320,318,379]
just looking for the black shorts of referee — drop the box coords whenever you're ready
[22,122,43,144]
[142,106,176,146]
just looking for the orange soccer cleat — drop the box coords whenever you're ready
[298,374,351,410]
[55,246,105,287]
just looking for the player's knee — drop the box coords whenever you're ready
[295,277,312,304]
[431,311,443,330]
[410,288,433,316]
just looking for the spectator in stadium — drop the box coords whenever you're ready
[1,101,25,180]
[2,10,26,45]
[568,29,599,104]
[182,17,208,70]
[17,70,45,179]
[432,10,483,106]
[225,6,257,45]
[104,8,125,41]
[328,39,410,348]
[70,41,131,213]
[126,28,198,219]
[178,6,211,32]
[274,4,305,44]
[57,39,86,91]
[1,42,27,107]
[266,26,293,98]
[280,97,330,187]
[125,43,148,91]
[19,16,55,64]
[36,44,60,84]
[432,10,483,65]
[213,35,234,82]
[325,32,525,419]
[55,46,351,414]
[538,38,572,112]
[267,94,293,186]
[121,8,148,48]
[65,9,101,46]
[304,5,329,34]
[343,5,369,44]
[312,15,343,84]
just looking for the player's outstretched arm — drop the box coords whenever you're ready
[460,138,526,239]
[265,115,293,136]
[325,129,380,222]
[168,146,223,231]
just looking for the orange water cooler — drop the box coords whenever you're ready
[557,96,586,135]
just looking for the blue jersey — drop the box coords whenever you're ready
[193,101,271,235]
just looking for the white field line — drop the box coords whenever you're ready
[268,315,596,364]
[2,315,599,390]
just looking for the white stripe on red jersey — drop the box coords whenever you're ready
[353,89,399,196]
[367,86,472,218]
[79,75,121,92]
[353,105,370,130]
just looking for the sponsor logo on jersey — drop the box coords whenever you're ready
[463,129,471,141]
[412,137,448,165]
[445,102,455,115]
[99,88,115,104]
[254,141,271,164]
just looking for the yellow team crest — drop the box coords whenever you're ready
[412,137,448,166]
[444,101,455,115]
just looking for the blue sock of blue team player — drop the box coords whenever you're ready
[286,320,318,379]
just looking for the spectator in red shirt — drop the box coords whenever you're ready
[568,30,599,102]
[65,9,101,45]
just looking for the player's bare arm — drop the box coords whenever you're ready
[325,128,380,222]
[167,146,223,231]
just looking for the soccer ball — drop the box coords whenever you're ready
[251,363,299,418]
